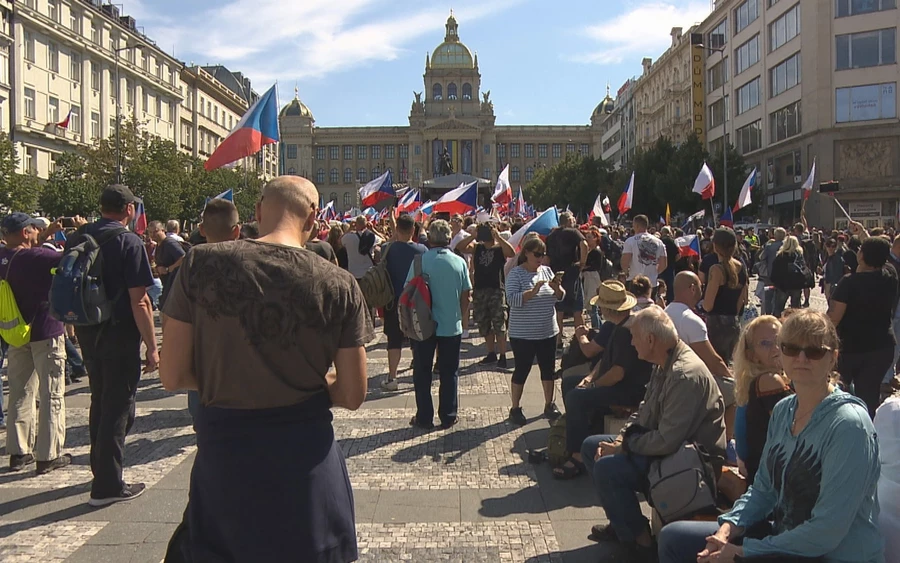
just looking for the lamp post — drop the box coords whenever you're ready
[699,43,729,213]
[113,43,134,184]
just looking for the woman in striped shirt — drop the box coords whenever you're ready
[506,237,565,425]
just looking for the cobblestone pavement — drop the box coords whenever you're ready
[0,283,829,562]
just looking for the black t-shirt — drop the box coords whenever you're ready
[831,267,898,354]
[843,248,858,274]
[583,248,605,272]
[156,236,187,290]
[590,321,617,368]
[700,253,718,278]
[597,318,654,403]
[661,237,679,274]
[336,245,349,270]
[546,227,585,272]
[473,244,506,290]
[306,240,336,263]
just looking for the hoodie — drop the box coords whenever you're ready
[720,389,883,562]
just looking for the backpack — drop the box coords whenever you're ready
[604,237,624,271]
[547,414,569,467]
[398,254,435,341]
[357,243,394,309]
[356,230,376,256]
[787,253,814,290]
[49,226,128,326]
[645,442,719,525]
[0,251,32,347]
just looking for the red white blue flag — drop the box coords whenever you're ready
[675,234,701,258]
[205,84,280,171]
[434,181,478,215]
[397,189,421,213]
[359,170,395,207]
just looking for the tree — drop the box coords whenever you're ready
[708,142,751,217]
[0,132,41,214]
[40,152,100,217]
[526,153,617,218]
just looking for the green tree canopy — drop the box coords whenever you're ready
[0,132,42,214]
[526,153,618,218]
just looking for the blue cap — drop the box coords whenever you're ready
[1,213,42,234]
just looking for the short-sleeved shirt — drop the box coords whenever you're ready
[155,235,187,292]
[163,240,374,409]
[831,268,898,354]
[473,245,506,290]
[596,318,653,400]
[405,247,471,337]
[546,227,585,272]
[505,266,561,340]
[0,247,64,341]
[385,241,427,299]
[623,232,666,284]
[665,302,708,344]
[342,230,382,279]
[590,321,617,368]
[306,240,336,263]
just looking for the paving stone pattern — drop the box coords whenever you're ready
[0,521,107,562]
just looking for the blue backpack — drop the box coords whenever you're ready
[49,226,127,326]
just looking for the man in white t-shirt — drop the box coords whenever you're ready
[621,214,667,287]
[341,216,383,279]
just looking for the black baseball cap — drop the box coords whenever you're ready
[1,212,43,234]
[100,184,142,208]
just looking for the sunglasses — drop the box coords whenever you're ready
[531,251,545,258]
[780,343,832,360]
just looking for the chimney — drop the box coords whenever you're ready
[642,57,652,76]
[671,27,683,47]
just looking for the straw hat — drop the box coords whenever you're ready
[590,280,637,311]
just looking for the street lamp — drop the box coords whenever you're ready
[112,43,135,184]
[699,43,729,213]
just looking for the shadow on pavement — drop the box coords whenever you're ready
[0,483,92,539]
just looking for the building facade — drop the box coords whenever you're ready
[698,0,899,228]
[1,1,11,135]
[280,14,614,210]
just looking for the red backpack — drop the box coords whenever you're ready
[398,255,436,341]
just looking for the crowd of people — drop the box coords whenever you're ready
[0,176,899,562]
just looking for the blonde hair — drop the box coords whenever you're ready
[734,315,782,406]
[778,235,803,256]
[779,309,839,351]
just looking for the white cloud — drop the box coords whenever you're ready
[575,1,711,65]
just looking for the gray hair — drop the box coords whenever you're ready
[629,307,678,346]
[774,227,786,241]
[165,220,180,233]
[559,212,574,227]
[428,219,452,246]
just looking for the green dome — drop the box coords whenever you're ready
[280,93,313,119]
[431,13,474,69]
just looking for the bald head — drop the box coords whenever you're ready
[256,176,319,243]
[673,271,702,307]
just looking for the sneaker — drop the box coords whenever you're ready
[461,329,470,339]
[36,454,72,475]
[509,407,527,426]
[726,439,738,466]
[497,355,508,370]
[88,483,146,507]
[380,378,399,392]
[9,454,35,472]
[544,402,562,421]
[479,353,498,365]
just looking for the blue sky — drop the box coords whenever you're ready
[127,0,713,127]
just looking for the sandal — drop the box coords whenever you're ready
[552,459,585,480]
[588,523,618,543]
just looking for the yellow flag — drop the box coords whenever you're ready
[665,203,671,226]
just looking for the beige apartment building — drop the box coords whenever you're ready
[1,1,11,134]
[280,14,613,211]
[698,0,899,228]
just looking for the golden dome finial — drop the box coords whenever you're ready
[294,83,299,99]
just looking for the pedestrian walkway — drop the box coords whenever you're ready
[0,283,828,562]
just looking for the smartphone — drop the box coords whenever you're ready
[553,271,565,283]
[61,217,77,228]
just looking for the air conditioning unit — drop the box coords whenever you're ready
[793,175,802,183]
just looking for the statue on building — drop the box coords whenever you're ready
[439,148,454,175]
[414,91,422,104]
[481,90,493,113]
[482,90,490,104]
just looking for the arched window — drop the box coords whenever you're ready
[525,166,534,181]
[371,167,380,180]
[343,192,352,208]
[316,168,325,184]
[329,192,338,203]
[447,83,457,100]
[511,166,520,181]
[432,83,442,100]
[330,168,338,184]
[358,167,366,182]
[344,167,352,183]
[462,83,472,100]
[288,167,296,175]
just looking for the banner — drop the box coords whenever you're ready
[690,33,706,146]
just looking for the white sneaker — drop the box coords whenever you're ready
[461,330,470,339]
[381,379,399,391]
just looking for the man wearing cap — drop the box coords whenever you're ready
[0,213,72,474]
[67,185,158,506]
[553,280,653,480]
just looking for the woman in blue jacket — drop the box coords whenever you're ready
[658,309,883,563]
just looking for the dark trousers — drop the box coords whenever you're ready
[563,382,638,453]
[411,335,461,426]
[78,327,142,498]
[839,347,895,419]
[509,336,556,385]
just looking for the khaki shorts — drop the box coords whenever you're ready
[473,288,507,337]
[715,375,736,408]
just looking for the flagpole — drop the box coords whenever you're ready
[709,197,717,227]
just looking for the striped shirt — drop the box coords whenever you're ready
[506,265,564,340]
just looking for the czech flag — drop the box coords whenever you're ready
[734,168,756,212]
[675,234,701,258]
[588,193,610,226]
[492,164,512,205]
[397,189,421,213]
[801,157,816,201]
[692,163,715,200]
[205,84,279,171]
[55,109,73,129]
[617,172,634,215]
[359,169,395,207]
[434,181,478,215]
[133,201,148,235]
[507,207,560,250]
[719,206,734,227]
[515,187,527,217]
[318,200,336,221]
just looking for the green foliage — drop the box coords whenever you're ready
[40,152,99,217]
[708,142,754,217]
[526,153,617,218]
[0,132,42,214]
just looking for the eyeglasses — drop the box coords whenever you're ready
[780,343,832,360]
[531,251,545,258]
[756,339,777,349]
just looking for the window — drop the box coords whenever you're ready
[329,192,338,203]
[126,79,134,106]
[141,52,149,72]
[484,168,492,179]
[385,144,394,159]
[344,167,352,183]
[400,144,409,158]
[316,146,326,160]
[511,166,520,181]
[142,91,149,113]
[734,0,759,34]
[836,0,896,17]
[70,52,82,83]
[539,144,548,158]
[708,18,728,49]
[734,35,759,75]
[70,10,82,34]
[511,144,520,158]
[343,145,353,160]
[48,97,59,123]
[344,193,353,208]
[330,168,338,184]
[170,102,177,122]
[769,0,781,6]
[213,106,217,123]
[836,82,896,122]
[415,169,422,182]
[24,88,35,120]
[498,144,506,158]
[25,148,36,174]
[24,32,34,63]
[769,100,802,142]
[581,144,590,155]
[156,98,163,118]
[770,52,801,97]
[371,167,380,180]
[109,117,115,136]
[709,97,728,127]
[433,83,442,100]
[736,120,762,154]
[552,144,562,158]
[358,167,367,182]
[708,59,728,92]
[371,145,381,160]
[836,28,896,69]
[484,144,490,155]
[48,42,59,73]
[566,143,576,154]
[525,166,534,181]
[154,60,161,79]
[91,21,100,44]
[736,77,761,115]
[109,75,116,99]
[330,145,339,160]
[48,0,59,22]
[25,0,36,8]
[524,144,534,158]
[769,4,800,52]
[70,105,81,134]
[357,145,366,160]
[287,144,298,159]
[414,144,421,155]
[462,83,472,100]
[91,61,99,91]
[91,111,100,139]
[448,83,457,100]
[316,168,325,184]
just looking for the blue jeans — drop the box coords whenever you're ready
[65,336,87,378]
[411,335,461,426]
[589,305,601,330]
[581,434,651,543]
[762,285,776,316]
[657,520,720,563]
[147,278,163,310]
[772,289,801,318]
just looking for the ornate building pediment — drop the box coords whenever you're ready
[425,118,481,133]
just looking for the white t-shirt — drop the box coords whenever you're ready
[664,302,708,344]
[342,230,382,279]
[623,232,666,284]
